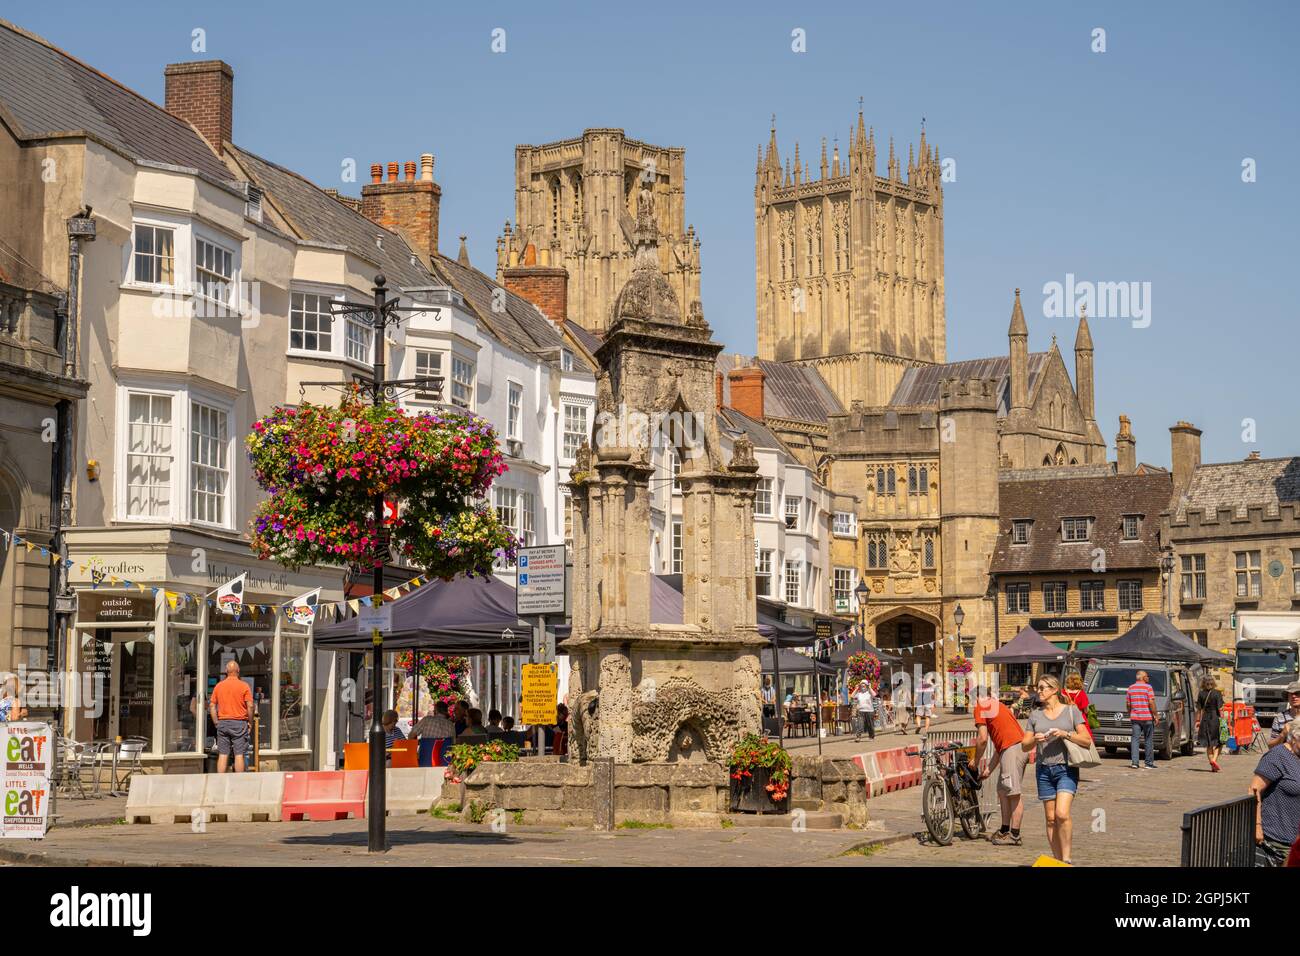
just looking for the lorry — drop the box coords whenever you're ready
[1234,612,1300,727]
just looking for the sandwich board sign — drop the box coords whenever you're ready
[2,722,53,839]
[516,545,566,616]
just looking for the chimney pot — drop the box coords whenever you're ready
[387,162,399,183]
[404,161,416,182]
[420,153,435,182]
[370,164,382,184]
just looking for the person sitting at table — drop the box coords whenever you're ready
[453,700,470,736]
[486,709,505,737]
[458,708,488,740]
[409,701,455,740]
[382,709,405,749]
[502,715,516,733]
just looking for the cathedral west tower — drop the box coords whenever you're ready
[755,109,945,408]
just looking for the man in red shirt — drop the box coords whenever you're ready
[975,688,1029,846]
[209,660,254,773]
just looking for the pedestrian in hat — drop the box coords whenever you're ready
[1267,681,1300,750]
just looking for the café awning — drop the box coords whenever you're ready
[983,626,1068,665]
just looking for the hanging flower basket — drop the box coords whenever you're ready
[728,734,791,813]
[245,389,517,576]
[395,651,469,713]
[846,652,881,694]
[947,653,974,712]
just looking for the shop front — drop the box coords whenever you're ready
[65,526,343,774]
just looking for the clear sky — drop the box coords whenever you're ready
[8,0,1297,466]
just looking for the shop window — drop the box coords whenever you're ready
[279,629,308,750]
[165,627,199,754]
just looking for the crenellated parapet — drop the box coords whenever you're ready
[1167,500,1300,538]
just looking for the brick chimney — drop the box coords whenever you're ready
[164,60,233,154]
[727,364,766,421]
[502,251,569,322]
[715,371,725,410]
[1115,414,1136,474]
[360,153,441,260]
[1170,421,1202,492]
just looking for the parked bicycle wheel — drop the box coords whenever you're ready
[922,776,955,845]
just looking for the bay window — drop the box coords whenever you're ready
[190,401,230,526]
[194,237,235,316]
[346,316,374,364]
[132,224,175,285]
[126,392,174,519]
[289,292,334,353]
[451,356,475,408]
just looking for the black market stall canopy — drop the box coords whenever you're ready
[761,646,837,676]
[313,574,532,654]
[552,575,816,646]
[1078,613,1230,667]
[983,626,1068,665]
[826,630,904,666]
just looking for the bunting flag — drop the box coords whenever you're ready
[215,573,247,614]
[286,588,321,625]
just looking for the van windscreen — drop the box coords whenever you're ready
[1085,667,1168,696]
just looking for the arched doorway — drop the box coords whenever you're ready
[871,609,939,673]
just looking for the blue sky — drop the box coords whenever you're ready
[9,0,1297,466]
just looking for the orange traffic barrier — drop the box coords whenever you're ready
[282,770,367,821]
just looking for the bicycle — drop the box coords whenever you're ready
[907,740,985,846]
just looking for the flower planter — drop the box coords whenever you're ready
[729,766,788,814]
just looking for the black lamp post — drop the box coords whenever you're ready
[855,578,870,642]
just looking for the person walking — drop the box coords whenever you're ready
[1126,669,1159,769]
[0,673,26,722]
[1022,675,1092,865]
[1249,721,1300,866]
[853,681,877,741]
[1196,676,1226,772]
[975,687,1029,846]
[1062,673,1095,741]
[915,675,935,735]
[209,661,254,773]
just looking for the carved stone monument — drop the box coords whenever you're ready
[565,187,765,766]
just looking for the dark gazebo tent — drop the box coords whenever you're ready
[760,646,837,676]
[984,625,1068,665]
[1083,613,1229,666]
[314,574,531,654]
[827,631,904,666]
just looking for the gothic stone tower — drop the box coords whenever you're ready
[497,129,701,332]
[755,110,945,409]
[564,188,764,765]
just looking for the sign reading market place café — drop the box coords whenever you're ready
[1028,616,1119,634]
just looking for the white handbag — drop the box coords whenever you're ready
[1062,705,1102,769]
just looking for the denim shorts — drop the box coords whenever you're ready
[1035,761,1079,801]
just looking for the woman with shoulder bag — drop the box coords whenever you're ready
[1021,674,1094,864]
[1196,676,1225,773]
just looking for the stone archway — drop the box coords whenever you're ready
[868,606,941,674]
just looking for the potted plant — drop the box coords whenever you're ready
[728,734,791,813]
[445,739,520,785]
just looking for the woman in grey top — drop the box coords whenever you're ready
[1021,674,1092,865]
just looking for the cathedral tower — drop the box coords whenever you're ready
[755,109,945,408]
[497,129,700,332]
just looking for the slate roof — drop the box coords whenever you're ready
[1176,457,1300,520]
[563,319,604,358]
[890,353,1050,415]
[716,355,845,424]
[990,472,1173,574]
[0,19,235,184]
[718,406,796,463]
[228,145,431,289]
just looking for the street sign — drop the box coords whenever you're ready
[516,545,567,616]
[356,605,392,635]
[520,663,558,725]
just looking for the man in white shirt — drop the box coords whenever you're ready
[854,683,877,741]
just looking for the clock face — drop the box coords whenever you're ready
[1268,559,1285,579]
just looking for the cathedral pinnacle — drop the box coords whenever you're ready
[1008,288,1028,337]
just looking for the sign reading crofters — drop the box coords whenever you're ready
[1029,616,1119,634]
[76,592,155,624]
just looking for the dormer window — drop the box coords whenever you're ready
[1062,517,1092,542]
[1122,514,1141,540]
[1011,520,1031,545]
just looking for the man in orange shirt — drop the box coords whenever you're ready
[975,687,1029,846]
[209,660,254,773]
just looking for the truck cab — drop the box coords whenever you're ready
[1234,613,1300,727]
[1084,659,1198,760]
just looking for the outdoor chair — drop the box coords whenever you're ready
[56,737,89,799]
[835,704,854,735]
[343,742,369,771]
[388,739,418,768]
[417,737,451,767]
[112,737,147,796]
[457,731,489,745]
